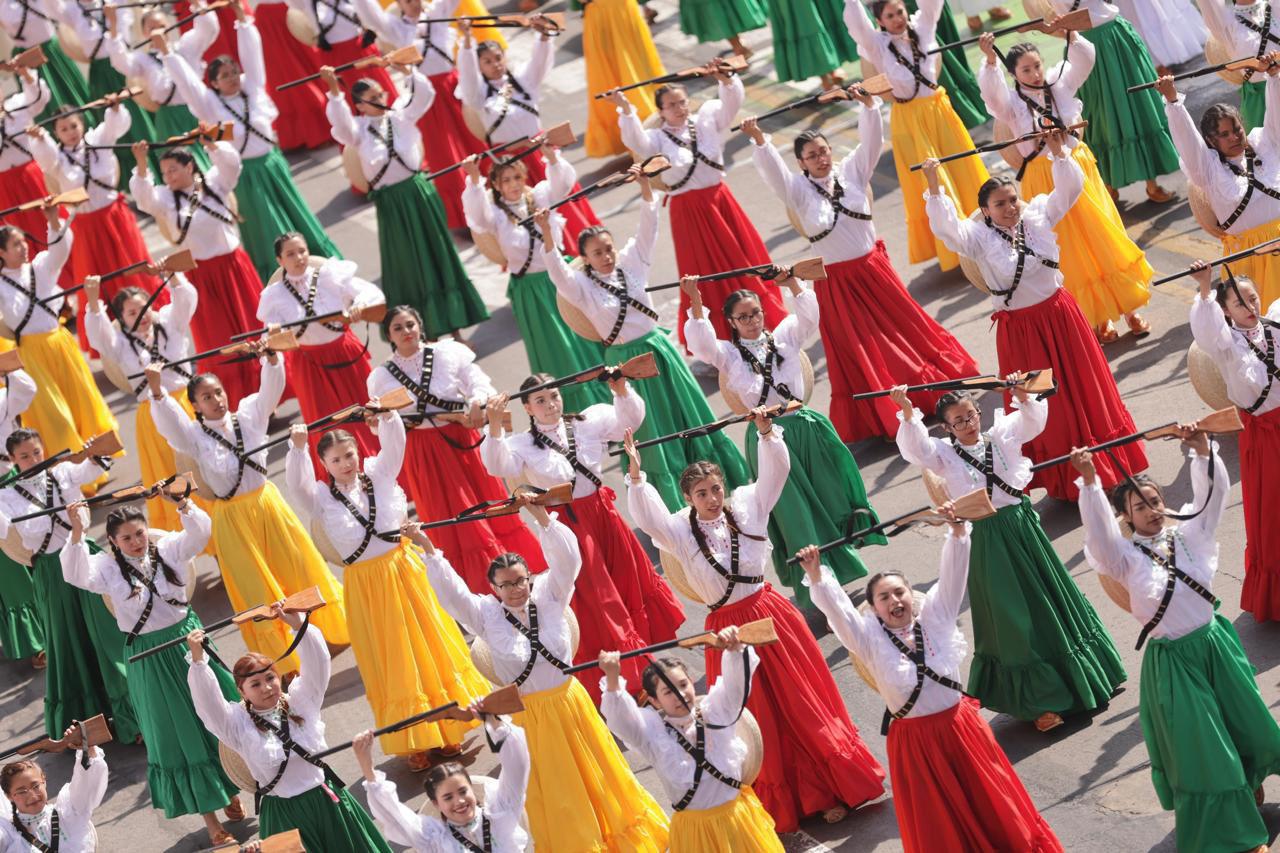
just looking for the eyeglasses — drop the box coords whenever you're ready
[9,781,45,798]
[493,576,531,592]
[947,411,981,429]
[801,149,831,162]
[732,309,763,323]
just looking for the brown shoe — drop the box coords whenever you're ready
[989,6,1012,20]
[967,14,983,32]
[1126,313,1151,338]
[1146,184,1175,204]
[1095,323,1119,345]
[407,751,433,772]
[207,830,235,847]
[224,796,245,822]
[30,651,46,670]
[1034,711,1065,732]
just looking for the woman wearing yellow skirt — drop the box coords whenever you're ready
[1158,69,1280,308]
[0,211,115,494]
[144,352,349,673]
[575,0,667,158]
[843,0,988,270]
[285,411,489,773]
[977,33,1153,343]
[409,507,669,852]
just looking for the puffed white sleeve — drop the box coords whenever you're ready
[366,411,406,484]
[1165,95,1218,188]
[779,285,819,347]
[350,0,394,38]
[2,369,36,421]
[977,59,1016,126]
[240,356,286,428]
[150,392,199,456]
[545,154,577,199]
[846,96,884,186]
[423,550,487,634]
[626,473,685,553]
[999,394,1049,445]
[28,126,59,173]
[618,108,657,157]
[32,221,71,290]
[235,19,268,96]
[55,748,108,827]
[894,407,947,471]
[518,31,555,93]
[1189,293,1235,356]
[750,136,798,206]
[284,445,322,520]
[162,50,217,121]
[1042,151,1084,227]
[1058,34,1096,95]
[455,43,484,109]
[105,32,143,78]
[462,175,498,234]
[362,772,433,849]
[747,429,790,519]
[683,315,733,372]
[618,199,661,272]
[177,3,219,61]
[702,645,757,727]
[1263,68,1280,146]
[1185,441,1231,543]
[709,74,745,132]
[600,678,652,753]
[486,719,530,818]
[130,166,162,216]
[543,246,588,306]
[167,272,199,327]
[164,500,213,564]
[205,141,242,194]
[924,189,982,257]
[60,538,108,594]
[325,93,359,147]
[1077,477,1133,581]
[534,513,581,605]
[401,69,435,124]
[806,564,874,660]
[189,654,241,744]
[842,0,882,59]
[284,626,331,718]
[479,432,523,480]
[83,304,123,365]
[924,525,970,626]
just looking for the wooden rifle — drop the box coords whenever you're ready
[850,369,1054,401]
[562,618,779,676]
[609,400,803,456]
[1128,54,1279,93]
[594,55,748,99]
[515,156,670,228]
[928,9,1092,54]
[0,715,113,761]
[43,249,196,304]
[646,257,827,293]
[230,303,387,342]
[909,122,1087,170]
[0,187,88,218]
[507,352,659,401]
[240,388,415,457]
[423,12,565,32]
[126,329,299,379]
[13,431,124,484]
[278,45,422,91]
[1031,407,1245,471]
[0,46,47,72]
[10,472,198,523]
[391,483,575,538]
[34,86,142,127]
[87,121,235,151]
[129,0,231,48]
[1153,239,1280,286]
[203,829,304,853]
[730,77,893,131]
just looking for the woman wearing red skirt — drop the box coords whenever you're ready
[367,305,547,592]
[625,414,887,833]
[130,139,263,408]
[480,374,684,702]
[798,533,1063,852]
[612,67,785,350]
[246,0,333,150]
[745,98,979,443]
[172,0,247,62]
[284,0,397,96]
[0,70,56,262]
[923,130,1148,500]
[258,232,385,475]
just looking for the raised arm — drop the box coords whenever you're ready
[240,356,287,426]
[776,284,819,349]
[105,32,145,78]
[683,314,734,371]
[1189,292,1234,356]
[894,402,947,471]
[625,473,685,553]
[1263,67,1280,146]
[1042,148,1084,227]
[617,199,661,273]
[204,141,242,196]
[400,69,435,124]
[516,31,555,94]
[162,49,219,121]
[60,537,109,594]
[176,5,219,63]
[129,163,163,217]
[86,101,132,146]
[923,185,983,257]
[28,126,59,173]
[923,525,971,625]
[479,432,524,479]
[842,0,882,58]
[806,562,874,660]
[485,719,530,818]
[746,427,791,519]
[1075,464,1133,579]
[541,244,588,306]
[545,151,577,199]
[454,42,484,109]
[150,390,201,456]
[1185,440,1231,542]
[422,550,488,634]
[750,135,802,208]
[532,512,582,605]
[599,672,651,752]
[350,0,395,39]
[977,57,1016,126]
[55,747,108,827]
[2,369,37,422]
[462,175,498,234]
[1058,33,1096,94]
[707,74,745,132]
[284,441,322,519]
[325,90,359,147]
[844,97,884,189]
[362,773,431,849]
[284,625,331,717]
[1163,94,1218,188]
[165,272,199,328]
[188,648,241,743]
[31,220,72,290]
[235,19,267,95]
[365,411,406,484]
[161,500,213,564]
[617,102,658,158]
[702,645,757,727]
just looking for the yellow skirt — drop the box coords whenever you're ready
[344,543,487,755]
[209,482,349,672]
[582,0,665,158]
[19,328,115,494]
[669,788,783,853]
[1222,219,1280,310]
[1021,142,1153,326]
[514,678,669,852]
[890,88,990,271]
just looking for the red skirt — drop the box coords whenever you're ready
[252,3,333,151]
[400,424,548,592]
[821,243,979,443]
[327,37,398,100]
[174,0,246,62]
[704,584,886,833]
[994,288,1148,500]
[1239,407,1280,621]
[0,161,54,262]
[888,699,1063,853]
[186,248,263,409]
[286,332,378,477]
[483,150,600,256]
[419,69,487,230]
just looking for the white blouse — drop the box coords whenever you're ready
[284,0,363,46]
[31,104,129,211]
[0,460,108,556]
[806,527,971,718]
[542,200,661,346]
[189,627,333,798]
[617,77,744,196]
[327,70,433,188]
[0,749,106,853]
[455,35,555,144]
[461,161,574,274]
[1199,0,1280,59]
[0,0,56,47]
[46,0,120,61]
[367,340,495,431]
[601,646,757,812]
[843,0,942,101]
[626,430,788,608]
[924,152,1083,311]
[0,75,49,171]
[977,37,1093,158]
[149,357,285,498]
[363,719,531,852]
[1078,444,1230,641]
[424,515,581,694]
[85,273,198,402]
[895,396,1048,509]
[750,101,883,263]
[0,368,37,454]
[351,0,456,78]
[106,11,217,110]
[684,287,819,408]
[1044,0,1116,25]
[131,142,243,260]
[60,502,211,635]
[1165,81,1280,236]
[1189,293,1280,416]
[480,390,645,500]
[257,258,383,347]
[0,222,72,337]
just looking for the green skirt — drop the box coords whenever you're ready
[26,38,89,123]
[32,547,140,741]
[151,102,210,170]
[1074,18,1180,188]
[371,174,488,337]
[765,0,843,82]
[86,57,158,190]
[127,610,240,818]
[606,329,749,511]
[260,783,391,853]
[0,551,44,660]
[679,0,767,43]
[1242,79,1267,133]
[745,407,883,607]
[508,269,610,413]
[907,0,990,129]
[965,498,1127,720]
[238,148,341,285]
[1141,615,1280,853]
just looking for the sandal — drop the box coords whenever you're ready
[407,751,433,772]
[967,15,983,32]
[207,830,236,846]
[1145,184,1175,204]
[823,805,849,824]
[1256,783,1265,807]
[224,796,245,822]
[1125,313,1151,338]
[1095,323,1119,345]
[988,6,1012,21]
[30,651,46,670]
[1034,712,1065,733]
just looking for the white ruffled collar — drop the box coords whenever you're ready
[16,805,50,827]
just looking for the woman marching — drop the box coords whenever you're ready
[889,379,1125,731]
[922,130,1149,500]
[186,605,392,852]
[1,727,106,851]
[763,0,857,90]
[160,5,341,285]
[323,67,487,340]
[678,0,767,60]
[285,411,491,772]
[409,503,671,852]
[283,0,397,96]
[461,145,609,414]
[0,0,89,120]
[796,527,1064,852]
[842,0,990,270]
[575,0,667,158]
[611,64,788,350]
[534,176,751,511]
[1072,436,1280,853]
[1199,0,1280,131]
[1113,0,1206,75]
[61,496,244,847]
[744,102,979,444]
[368,306,547,593]
[0,68,56,260]
[1157,70,1280,308]
[1188,262,1280,622]
[624,414,888,833]
[0,366,43,672]
[977,29,1153,344]
[240,0,332,151]
[144,353,350,672]
[682,274,884,607]
[480,375,685,701]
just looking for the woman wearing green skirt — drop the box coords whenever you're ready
[1199,0,1275,131]
[892,384,1126,732]
[536,172,750,511]
[187,607,392,853]
[683,276,884,606]
[766,0,858,88]
[61,498,245,847]
[461,147,609,413]
[161,7,340,283]
[1075,435,1280,853]
[679,0,768,58]
[3,26,88,122]
[903,0,989,129]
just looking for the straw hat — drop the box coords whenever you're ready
[470,605,581,687]
[1188,184,1227,240]
[958,210,991,294]
[310,516,347,568]
[173,451,215,500]
[220,742,258,793]
[718,351,814,415]
[735,708,764,785]
[285,8,318,46]
[1205,34,1247,86]
[556,276,603,342]
[992,120,1024,172]
[658,550,702,604]
[1,524,32,567]
[1186,342,1233,412]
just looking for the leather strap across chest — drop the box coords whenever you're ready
[886,29,938,102]
[495,193,540,277]
[12,474,70,556]
[586,268,658,347]
[1132,531,1219,650]
[60,144,115,194]
[247,709,346,812]
[660,121,723,192]
[219,91,277,155]
[733,333,795,408]
[413,18,455,66]
[1242,325,1280,413]
[116,544,188,644]
[878,620,965,735]
[311,0,363,48]
[0,266,60,342]
[283,269,345,337]
[504,602,571,686]
[327,474,399,564]
[689,514,762,611]
[984,219,1058,306]
[125,319,192,396]
[949,435,1023,500]
[1218,148,1280,232]
[367,116,414,190]
[663,718,742,810]
[175,182,236,244]
[483,75,538,142]
[199,413,268,500]
[1239,3,1280,82]
[1010,85,1075,180]
[448,816,492,853]
[385,347,467,420]
[804,176,870,244]
[13,0,54,42]
[530,419,601,489]
[11,807,59,853]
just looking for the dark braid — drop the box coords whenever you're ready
[678,461,767,542]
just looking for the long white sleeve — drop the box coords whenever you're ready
[423,551,487,634]
[284,445,322,520]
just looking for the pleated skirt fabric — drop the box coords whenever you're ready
[1221,218,1280,310]
[260,784,392,853]
[764,0,844,82]
[913,0,990,129]
[678,0,767,43]
[1239,407,1280,622]
[0,552,43,660]
[27,38,89,121]
[285,335,378,478]
[419,69,487,230]
[185,249,264,409]
[581,0,666,158]
[1241,79,1267,133]
[135,395,200,533]
[251,2,334,151]
[237,148,342,284]
[667,787,784,852]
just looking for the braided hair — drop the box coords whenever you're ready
[722,289,760,343]
[488,159,535,221]
[678,461,767,542]
[1200,103,1248,157]
[640,656,690,704]
[105,505,183,594]
[232,653,304,727]
[486,552,527,584]
[0,760,41,795]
